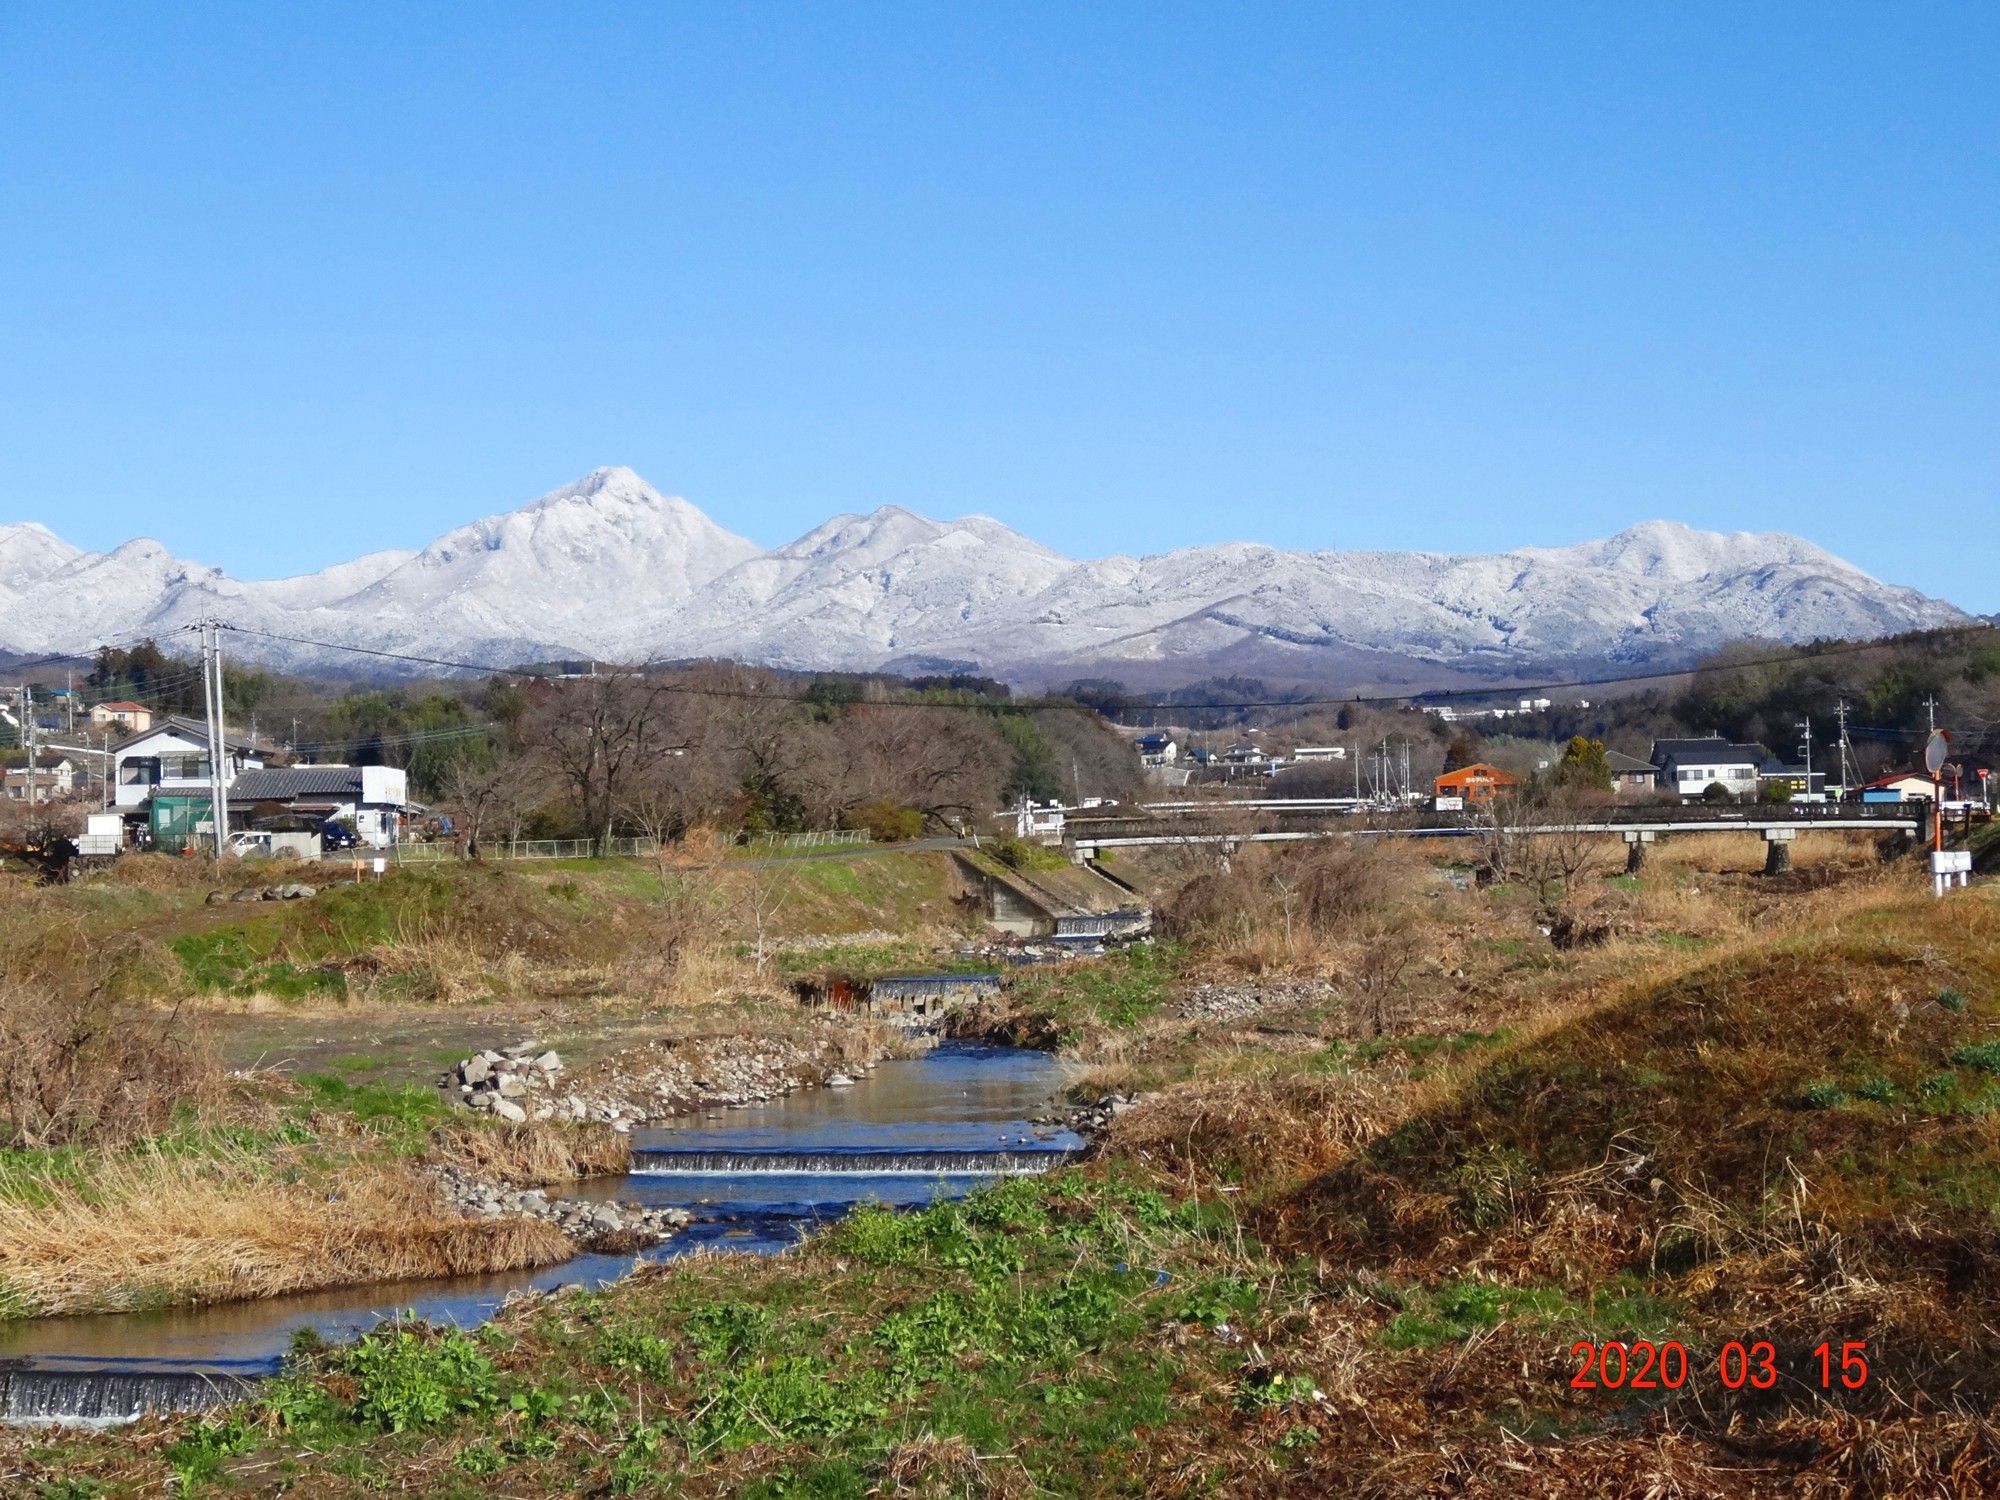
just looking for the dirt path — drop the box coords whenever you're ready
[207,996,804,1091]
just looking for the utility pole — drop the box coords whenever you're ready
[1924,695,1939,734]
[22,685,34,805]
[1796,717,1813,799]
[199,621,231,857]
[1833,700,1856,794]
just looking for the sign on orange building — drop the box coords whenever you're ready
[1433,762,1519,804]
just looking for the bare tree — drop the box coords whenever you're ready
[1484,785,1607,947]
[523,673,692,853]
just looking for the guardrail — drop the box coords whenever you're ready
[1064,801,1930,851]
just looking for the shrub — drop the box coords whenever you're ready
[1937,987,1969,1014]
[848,801,924,842]
[0,981,217,1148]
[990,835,1065,872]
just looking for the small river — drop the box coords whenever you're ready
[0,1042,1081,1425]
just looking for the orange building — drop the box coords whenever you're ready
[1433,762,1519,804]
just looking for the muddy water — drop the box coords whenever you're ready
[0,1043,1080,1423]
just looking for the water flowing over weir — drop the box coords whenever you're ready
[632,1147,1081,1175]
[1,1043,1082,1426]
[0,1359,259,1426]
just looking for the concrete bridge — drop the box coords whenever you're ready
[1063,801,1930,876]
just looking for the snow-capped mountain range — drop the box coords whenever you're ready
[0,467,1968,683]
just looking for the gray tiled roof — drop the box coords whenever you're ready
[1649,737,1769,768]
[228,766,366,800]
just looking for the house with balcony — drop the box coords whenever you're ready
[3,753,75,803]
[110,716,264,812]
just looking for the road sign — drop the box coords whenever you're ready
[1924,730,1949,775]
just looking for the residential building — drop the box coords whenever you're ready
[89,700,153,734]
[1648,737,1768,803]
[1290,745,1349,763]
[111,716,264,812]
[1853,770,1938,804]
[1134,733,1179,767]
[1757,759,1828,801]
[1604,750,1659,797]
[1434,762,1519,804]
[3,753,75,803]
[1218,743,1278,777]
[228,765,411,848]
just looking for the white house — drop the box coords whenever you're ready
[228,765,411,847]
[111,716,264,811]
[1648,737,1768,803]
[1135,733,1179,767]
[1290,746,1349,763]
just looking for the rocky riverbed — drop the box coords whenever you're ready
[443,1022,904,1130]
[431,1163,690,1251]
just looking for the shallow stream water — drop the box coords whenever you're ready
[0,1042,1080,1424]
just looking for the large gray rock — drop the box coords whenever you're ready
[496,1075,527,1099]
[462,1056,491,1085]
[492,1098,527,1124]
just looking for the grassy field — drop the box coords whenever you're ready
[13,831,2000,1495]
[0,848,978,1326]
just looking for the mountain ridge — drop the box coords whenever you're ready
[0,467,1968,682]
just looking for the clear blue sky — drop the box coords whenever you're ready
[2,5,1995,608]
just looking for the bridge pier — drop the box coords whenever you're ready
[1762,827,1795,877]
[1622,830,1656,874]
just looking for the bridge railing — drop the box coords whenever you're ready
[1065,801,1925,843]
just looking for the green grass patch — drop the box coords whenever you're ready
[295,1074,448,1145]
[1007,942,1185,1032]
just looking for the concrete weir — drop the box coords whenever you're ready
[0,1359,258,1426]
[791,971,1002,1023]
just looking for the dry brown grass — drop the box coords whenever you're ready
[427,1117,630,1185]
[1161,839,1435,979]
[1109,1061,1420,1190]
[0,978,219,1148]
[0,1146,570,1317]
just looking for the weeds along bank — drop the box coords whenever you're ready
[25,844,2000,1497]
[0,849,976,1320]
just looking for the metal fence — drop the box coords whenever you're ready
[392,836,663,864]
[390,830,871,864]
[744,829,872,850]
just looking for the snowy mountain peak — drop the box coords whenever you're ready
[0,521,85,591]
[0,469,1968,680]
[1569,521,1856,583]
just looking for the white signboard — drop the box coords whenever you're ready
[1434,796,1464,812]
[1933,850,1973,874]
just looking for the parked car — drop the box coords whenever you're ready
[319,820,361,851]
